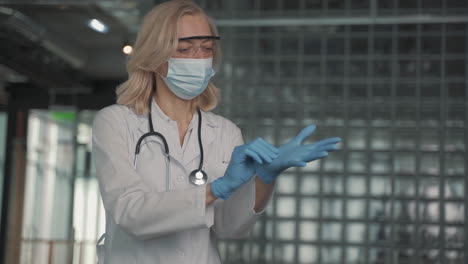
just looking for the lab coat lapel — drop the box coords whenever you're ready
[136,114,150,136]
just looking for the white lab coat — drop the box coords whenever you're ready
[92,100,263,264]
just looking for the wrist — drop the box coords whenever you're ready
[206,184,217,205]
[210,177,232,200]
[255,165,278,185]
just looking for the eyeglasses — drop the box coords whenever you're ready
[175,35,220,58]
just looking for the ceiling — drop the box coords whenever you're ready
[0,0,164,107]
[0,0,152,79]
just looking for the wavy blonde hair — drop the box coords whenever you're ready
[116,0,221,115]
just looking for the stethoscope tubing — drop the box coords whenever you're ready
[134,96,206,185]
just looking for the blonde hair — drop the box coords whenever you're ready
[116,0,221,115]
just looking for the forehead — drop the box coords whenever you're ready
[178,14,212,39]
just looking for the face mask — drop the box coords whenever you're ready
[162,57,215,100]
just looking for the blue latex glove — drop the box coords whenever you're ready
[211,138,279,200]
[255,125,341,184]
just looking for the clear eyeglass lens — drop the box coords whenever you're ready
[177,40,217,58]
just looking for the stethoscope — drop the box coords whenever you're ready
[134,97,208,186]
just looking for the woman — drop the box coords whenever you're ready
[92,1,341,263]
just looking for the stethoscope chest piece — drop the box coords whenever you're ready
[189,169,208,186]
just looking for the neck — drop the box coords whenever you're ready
[154,74,197,125]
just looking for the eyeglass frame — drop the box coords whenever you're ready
[175,35,221,58]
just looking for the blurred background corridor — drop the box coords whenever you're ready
[0,0,466,263]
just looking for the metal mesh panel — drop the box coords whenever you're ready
[203,0,467,263]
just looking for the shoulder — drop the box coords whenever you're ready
[92,104,141,135]
[203,111,242,139]
[204,111,240,132]
[94,104,139,125]
[94,104,132,121]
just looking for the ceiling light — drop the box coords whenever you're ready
[122,44,133,55]
[88,19,108,33]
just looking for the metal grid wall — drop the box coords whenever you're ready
[204,1,467,263]
[198,0,468,17]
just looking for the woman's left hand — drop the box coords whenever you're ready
[255,125,341,184]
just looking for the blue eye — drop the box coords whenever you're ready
[178,48,190,53]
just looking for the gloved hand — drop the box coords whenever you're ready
[255,125,341,184]
[211,138,279,200]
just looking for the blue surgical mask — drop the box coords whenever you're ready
[162,57,215,100]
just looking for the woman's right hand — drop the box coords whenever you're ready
[210,138,278,200]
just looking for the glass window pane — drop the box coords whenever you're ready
[276,221,296,240]
[347,223,366,243]
[276,197,296,217]
[301,175,320,194]
[347,176,366,196]
[349,152,367,173]
[322,223,342,241]
[420,154,440,175]
[394,154,416,174]
[323,177,343,195]
[347,199,366,219]
[371,153,392,174]
[322,246,342,263]
[301,198,319,218]
[300,221,319,241]
[322,199,342,218]
[371,129,391,150]
[276,175,297,194]
[370,176,391,196]
[299,244,318,263]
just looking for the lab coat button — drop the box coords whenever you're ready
[177,250,185,257]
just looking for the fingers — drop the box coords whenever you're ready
[279,134,341,168]
[314,137,342,147]
[287,150,328,167]
[304,137,341,153]
[245,148,263,164]
[319,144,339,152]
[303,151,328,163]
[246,138,279,164]
[315,151,328,159]
[251,146,274,163]
[295,140,338,164]
[252,138,279,156]
[292,125,316,145]
[305,143,340,152]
